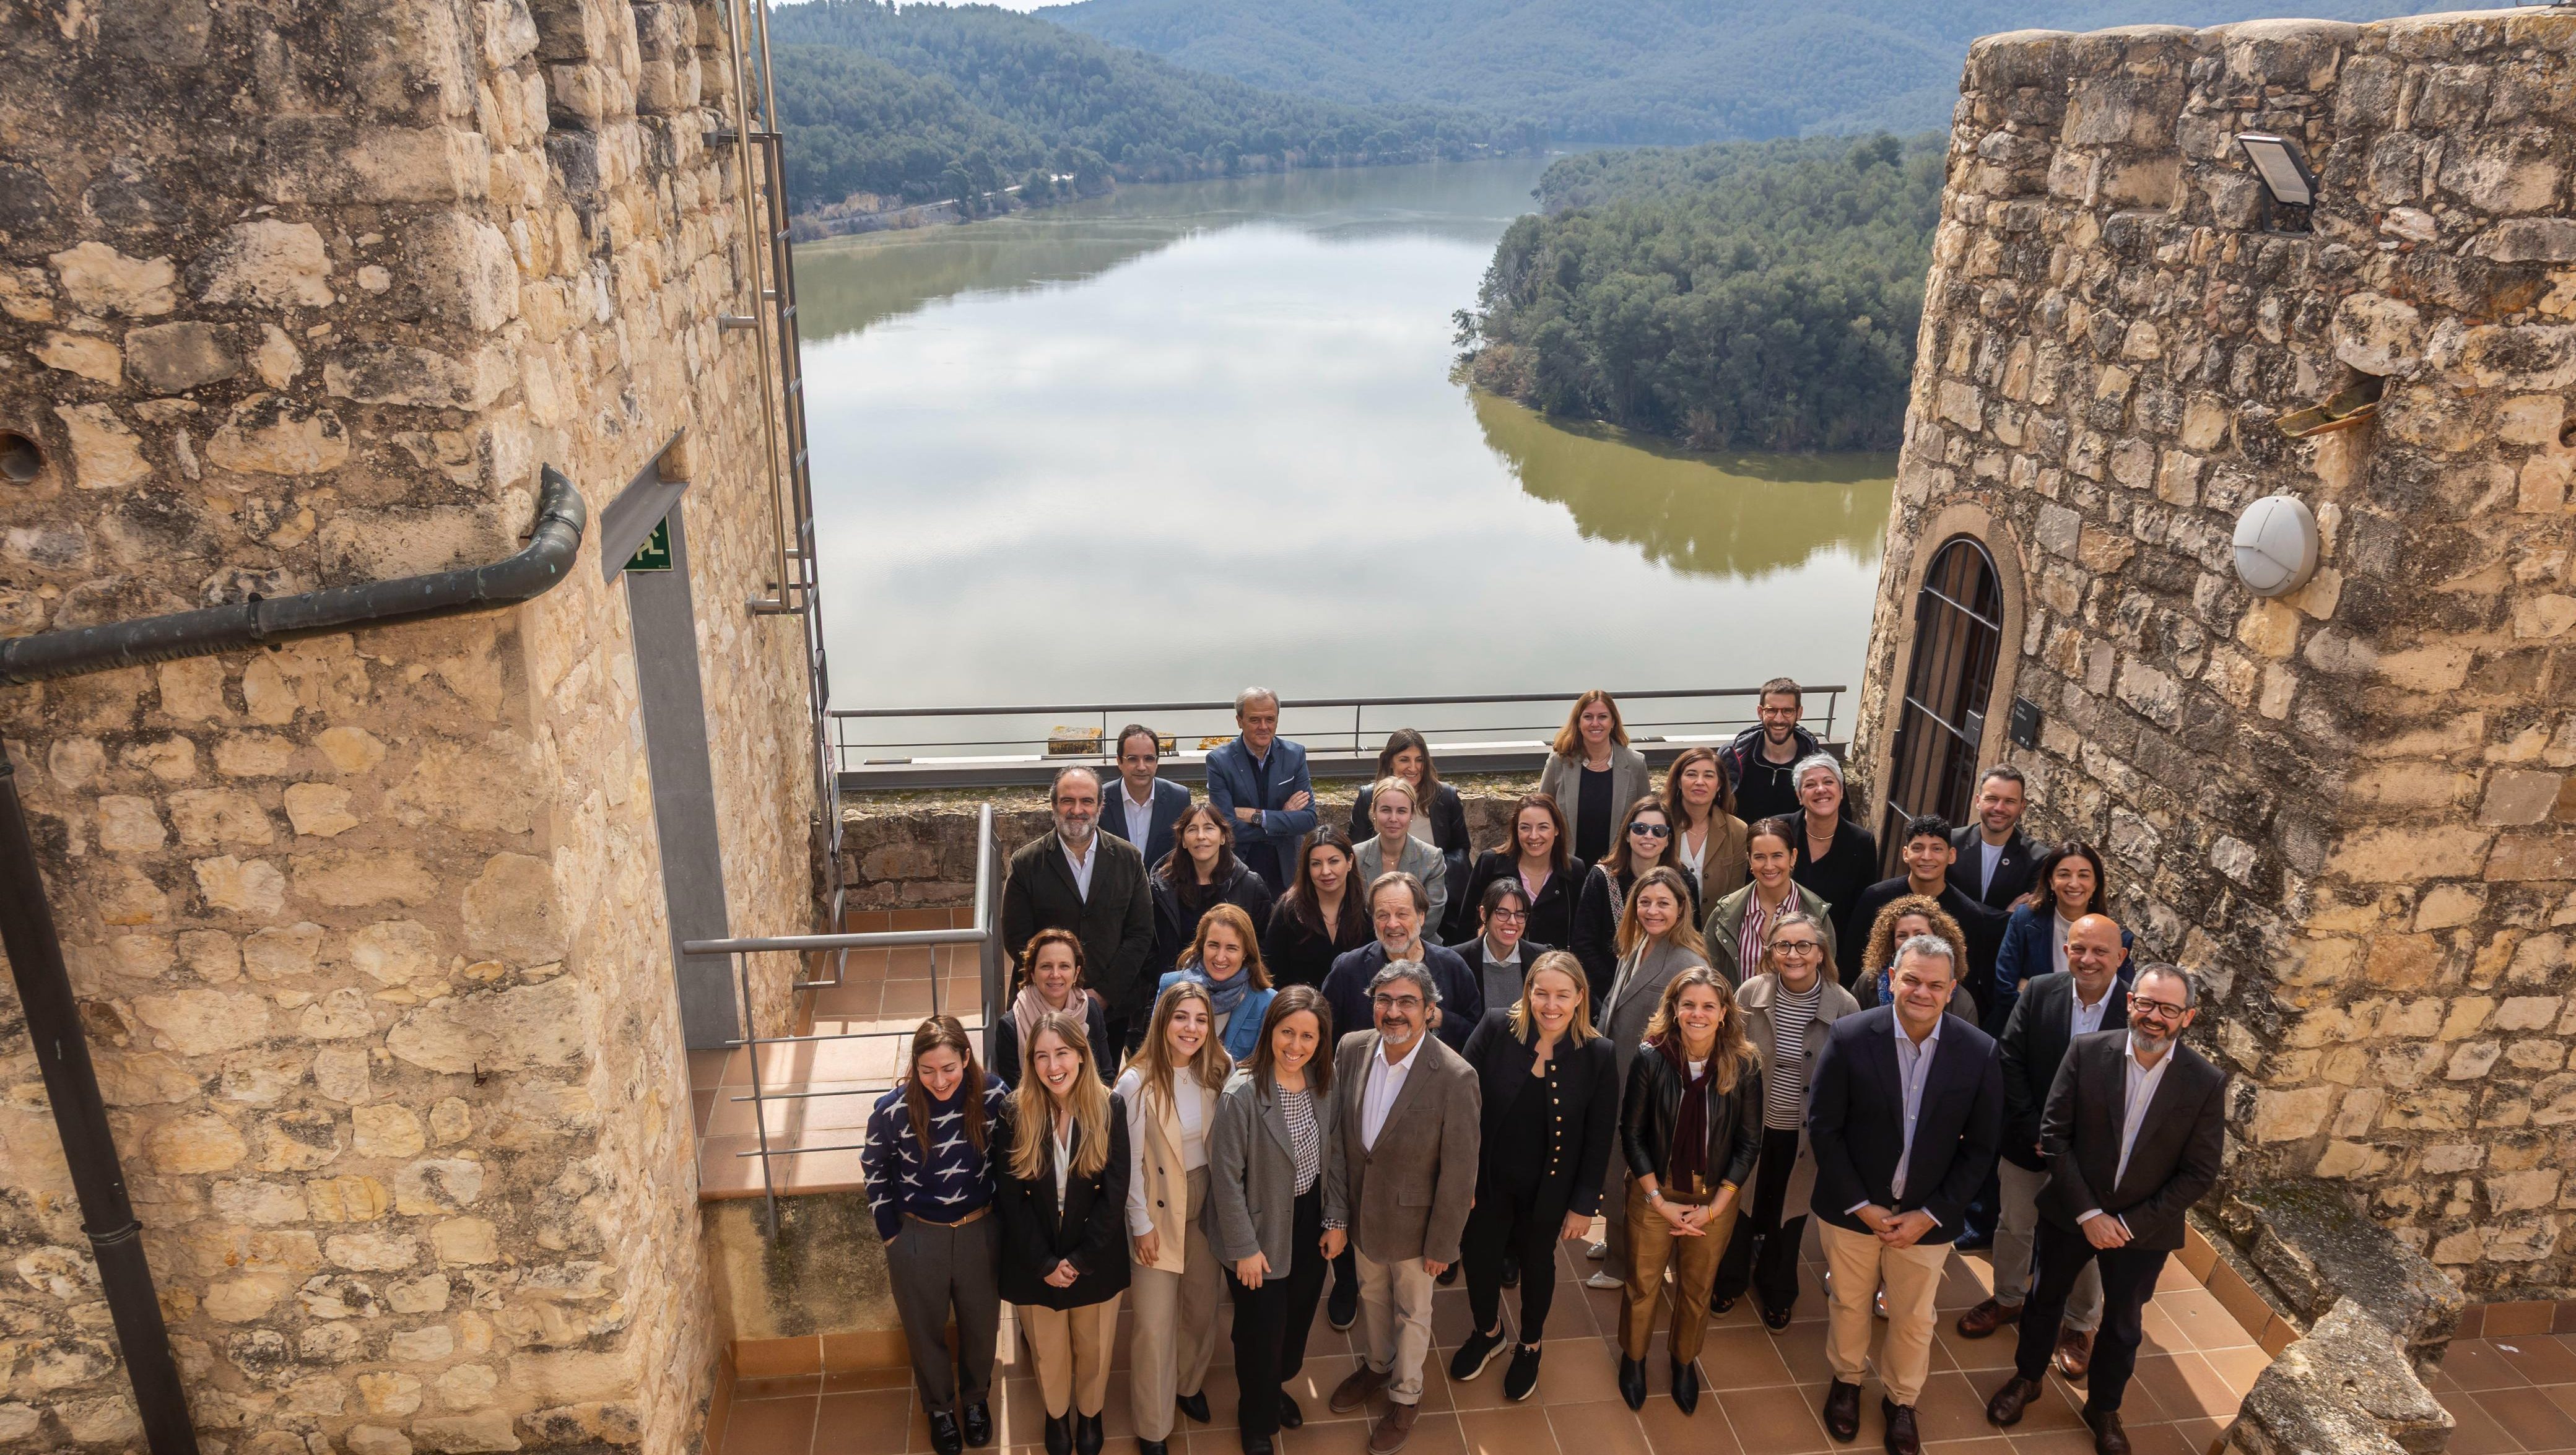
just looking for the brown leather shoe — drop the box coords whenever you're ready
[1882,1400,1921,1455]
[1367,1403,1418,1455]
[1985,1375,2044,1427]
[1823,1379,1863,1441]
[1330,1364,1390,1414]
[1954,1297,2023,1339]
[2055,1327,2095,1381]
[2084,1408,2130,1455]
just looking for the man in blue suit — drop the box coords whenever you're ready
[1100,723,1190,872]
[1203,687,1315,895]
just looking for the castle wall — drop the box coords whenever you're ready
[1853,9,2576,1298]
[0,0,815,1448]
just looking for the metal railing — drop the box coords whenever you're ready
[685,803,1005,1235]
[829,684,1845,788]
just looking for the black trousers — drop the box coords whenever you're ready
[1711,1127,1804,1313]
[2012,1217,2169,1416]
[1462,1182,1563,1343]
[1229,1185,1328,1440]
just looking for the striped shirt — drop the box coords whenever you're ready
[1763,978,1825,1131]
[1738,888,1786,979]
[1281,1085,1321,1194]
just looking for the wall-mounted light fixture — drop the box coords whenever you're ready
[2237,133,2318,232]
[2233,494,2321,599]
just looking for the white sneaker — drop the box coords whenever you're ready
[1584,1241,1607,1261]
[1584,1271,1622,1290]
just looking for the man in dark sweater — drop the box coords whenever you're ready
[1720,678,1821,825]
[999,768,1155,1054]
[1842,815,2004,1004]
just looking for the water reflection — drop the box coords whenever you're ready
[1469,391,1894,582]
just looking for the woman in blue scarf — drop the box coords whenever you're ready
[1157,901,1276,1062]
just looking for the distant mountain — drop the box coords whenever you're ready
[765,1,1527,215]
[1040,0,2459,141]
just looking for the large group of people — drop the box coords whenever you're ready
[882,684,2225,1455]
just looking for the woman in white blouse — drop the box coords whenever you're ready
[1116,981,1235,1455]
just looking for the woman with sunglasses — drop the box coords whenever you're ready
[1570,797,1699,1007]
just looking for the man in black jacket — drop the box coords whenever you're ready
[1322,873,1484,1056]
[1947,766,2040,912]
[1985,965,2226,1455]
[1720,679,1821,825]
[1100,723,1189,872]
[1841,815,2004,999]
[1808,935,2003,1455]
[999,768,1155,1054]
[1956,914,2129,1375]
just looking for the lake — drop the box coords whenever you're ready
[796,159,1895,747]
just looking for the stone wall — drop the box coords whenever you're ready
[0,1,816,1451]
[1853,9,2576,1298]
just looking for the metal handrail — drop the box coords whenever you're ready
[686,802,998,1235]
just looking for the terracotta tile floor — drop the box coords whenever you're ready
[712,1232,2266,1455]
[2433,1336,2576,1455]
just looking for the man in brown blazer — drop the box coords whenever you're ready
[1322,960,1480,1455]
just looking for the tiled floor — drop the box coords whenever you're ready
[2433,1335,2576,1455]
[710,1231,2267,1455]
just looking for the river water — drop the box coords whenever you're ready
[795,159,1895,743]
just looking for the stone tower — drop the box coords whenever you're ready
[1855,11,2576,1301]
[0,0,818,1449]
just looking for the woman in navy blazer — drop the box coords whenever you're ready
[1988,841,2131,1033]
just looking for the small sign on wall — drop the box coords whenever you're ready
[2009,697,2042,749]
[627,518,674,572]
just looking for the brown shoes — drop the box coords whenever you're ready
[1330,1364,1390,1414]
[1954,1298,2023,1339]
[2084,1409,2130,1455]
[1367,1403,1417,1455]
[1985,1375,2044,1427]
[1882,1400,1921,1455]
[2055,1327,2095,1381]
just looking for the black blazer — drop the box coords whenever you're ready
[1619,1045,1763,1193]
[1460,1009,1620,1219]
[993,1097,1133,1309]
[1349,784,1476,939]
[1262,895,1368,991]
[1456,851,1587,953]
[1000,833,1157,1022]
[1791,819,1880,953]
[1806,1005,2003,1240]
[1949,824,2041,911]
[1102,777,1191,872]
[1448,935,1544,992]
[2039,1032,2226,1251]
[990,996,1115,1089]
[1840,876,2006,996]
[1569,864,1702,1010]
[1996,973,2128,1171]
[1147,859,1277,984]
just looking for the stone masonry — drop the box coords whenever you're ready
[1,1,816,1452]
[1852,10,2576,1299]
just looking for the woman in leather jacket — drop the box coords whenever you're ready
[1614,965,1762,1416]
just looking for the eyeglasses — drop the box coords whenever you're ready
[1772,941,1824,957]
[1489,908,1528,922]
[1372,994,1425,1012]
[1629,823,1671,838]
[2129,997,2189,1021]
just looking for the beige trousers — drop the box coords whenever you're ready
[1354,1248,1438,1405]
[1127,1168,1219,1441]
[1019,1298,1118,1419]
[1819,1220,1951,1407]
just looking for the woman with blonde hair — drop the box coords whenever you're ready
[1582,866,1709,1287]
[1116,981,1235,1455]
[1346,729,1475,939]
[1538,690,1650,865]
[1450,950,1620,1400]
[1157,901,1277,1062]
[860,1015,1012,1455]
[1662,744,1749,903]
[994,927,1113,1088]
[1614,966,1762,1413]
[1351,774,1450,934]
[1861,895,1979,1022]
[996,1014,1129,1455]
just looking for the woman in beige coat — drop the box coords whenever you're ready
[1115,981,1234,1455]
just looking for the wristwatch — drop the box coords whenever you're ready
[1645,1188,1664,1204]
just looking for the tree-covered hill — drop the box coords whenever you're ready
[1042,0,2456,141]
[765,1,1525,212]
[1457,134,1944,453]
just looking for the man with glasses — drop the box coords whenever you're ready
[1325,961,1481,1455]
[1713,912,1860,1326]
[1985,965,2225,1455]
[1957,914,2128,1373]
[1000,767,1157,1054]
[1720,677,1821,824]
[1206,687,1316,895]
[1100,723,1188,871]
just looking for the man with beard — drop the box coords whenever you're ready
[1983,965,2225,1455]
[1719,678,1820,825]
[1324,960,1480,1455]
[1000,767,1157,1053]
[1948,766,2040,913]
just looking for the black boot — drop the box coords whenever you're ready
[1671,1358,1700,1414]
[1617,1354,1647,1411]
[1045,1412,1073,1455]
[1075,1413,1103,1455]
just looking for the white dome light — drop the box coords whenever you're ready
[2233,495,2320,599]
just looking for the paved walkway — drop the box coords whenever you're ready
[2433,1331,2576,1455]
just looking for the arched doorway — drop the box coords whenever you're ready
[1879,536,2004,875]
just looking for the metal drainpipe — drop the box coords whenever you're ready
[0,467,588,1453]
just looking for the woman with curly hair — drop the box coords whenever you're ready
[1860,895,1980,1022]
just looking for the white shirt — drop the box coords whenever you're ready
[1061,833,1097,901]
[2071,981,2115,1038]
[1121,783,1155,849]
[2081,1033,2177,1230]
[1360,1032,1426,1151]
[2050,912,2078,978]
[1887,1012,1944,1206]
[1976,836,2005,897]
[1677,828,1708,885]
[1051,1118,1076,1205]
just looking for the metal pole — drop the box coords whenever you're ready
[0,761,200,1455]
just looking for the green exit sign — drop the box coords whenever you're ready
[627,518,673,572]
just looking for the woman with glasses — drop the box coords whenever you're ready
[1538,690,1651,866]
[1455,794,1586,952]
[1662,745,1749,905]
[1570,797,1699,1007]
[1785,754,1878,958]
[1710,913,1858,1329]
[1705,817,1837,987]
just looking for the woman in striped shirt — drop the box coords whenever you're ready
[1702,816,1839,987]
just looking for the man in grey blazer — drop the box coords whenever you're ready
[1323,961,1480,1455]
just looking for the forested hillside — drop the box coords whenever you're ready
[1043,0,2450,140]
[1458,134,1943,453]
[766,1,1523,213]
